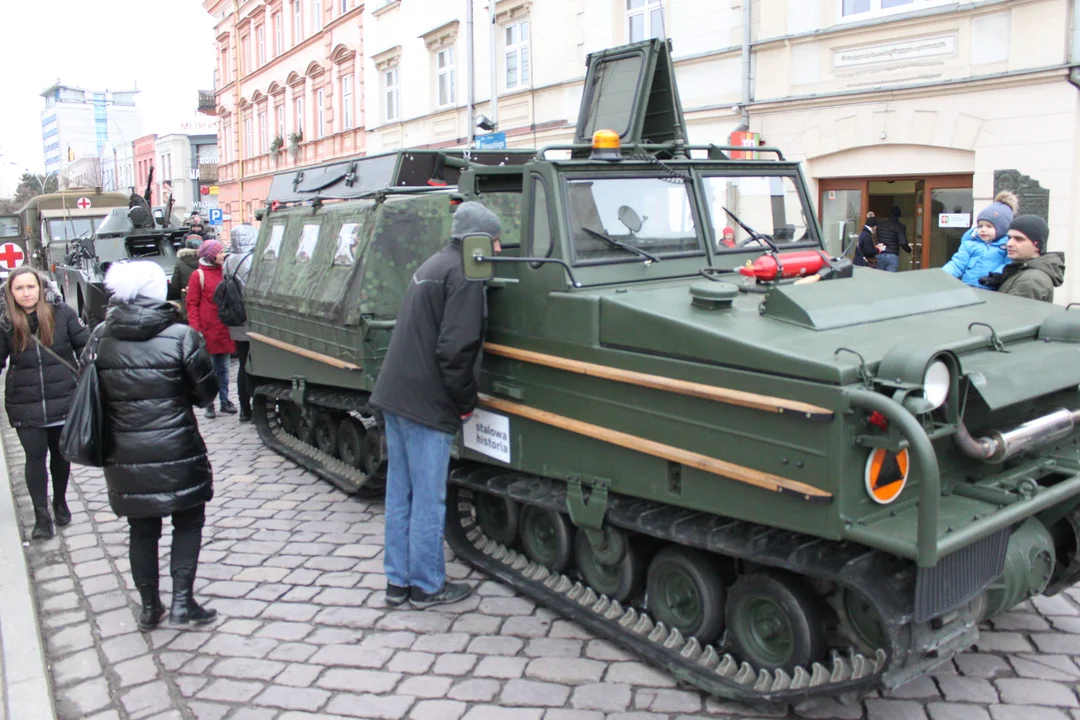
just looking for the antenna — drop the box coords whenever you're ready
[657,0,668,39]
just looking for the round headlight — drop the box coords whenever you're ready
[923,359,950,410]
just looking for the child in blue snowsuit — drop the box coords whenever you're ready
[941,191,1018,289]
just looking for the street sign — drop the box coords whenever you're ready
[475,131,507,150]
[208,208,224,226]
[0,243,25,274]
[76,197,92,210]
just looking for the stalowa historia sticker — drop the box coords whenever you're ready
[463,409,511,464]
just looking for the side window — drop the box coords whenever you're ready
[529,176,552,266]
[295,223,320,263]
[332,222,361,266]
[263,224,285,260]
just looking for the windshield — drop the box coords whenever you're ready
[566,177,701,264]
[46,217,101,243]
[702,176,812,251]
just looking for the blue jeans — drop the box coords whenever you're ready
[383,411,454,594]
[211,354,230,405]
[877,252,900,272]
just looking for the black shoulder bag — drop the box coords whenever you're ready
[58,329,106,467]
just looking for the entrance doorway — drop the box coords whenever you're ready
[818,174,973,271]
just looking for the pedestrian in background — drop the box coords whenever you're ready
[186,239,237,418]
[97,261,220,631]
[853,212,879,268]
[371,201,502,609]
[942,191,1017,288]
[170,235,203,301]
[980,215,1064,303]
[223,223,257,422]
[0,268,88,539]
[874,206,911,272]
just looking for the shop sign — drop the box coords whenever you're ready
[938,213,971,228]
[834,34,956,69]
[208,186,220,196]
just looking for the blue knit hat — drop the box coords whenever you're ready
[976,192,1018,241]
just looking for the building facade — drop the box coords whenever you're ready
[40,84,142,175]
[204,0,366,228]
[205,0,1080,302]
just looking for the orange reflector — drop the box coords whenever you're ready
[864,448,909,505]
[592,129,621,150]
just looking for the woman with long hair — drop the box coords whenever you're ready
[186,239,236,419]
[95,260,220,631]
[0,267,88,539]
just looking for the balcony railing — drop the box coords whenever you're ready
[198,90,217,115]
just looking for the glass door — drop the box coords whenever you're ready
[819,180,864,260]
[926,183,974,269]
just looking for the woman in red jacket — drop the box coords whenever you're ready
[186,239,237,418]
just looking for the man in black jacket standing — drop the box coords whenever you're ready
[874,206,911,272]
[371,201,501,609]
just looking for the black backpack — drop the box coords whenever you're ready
[213,252,252,327]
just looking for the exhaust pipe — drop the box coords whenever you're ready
[955,408,1080,464]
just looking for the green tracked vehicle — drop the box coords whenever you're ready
[243,39,1080,703]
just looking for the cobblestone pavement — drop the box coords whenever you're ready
[6,363,1080,720]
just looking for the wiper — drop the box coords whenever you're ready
[581,226,660,264]
[722,207,779,253]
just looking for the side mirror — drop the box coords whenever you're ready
[461,233,494,282]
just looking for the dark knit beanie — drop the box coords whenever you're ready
[1008,215,1049,254]
[976,200,1014,241]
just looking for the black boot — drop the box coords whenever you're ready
[52,498,71,527]
[169,573,217,626]
[31,508,53,540]
[137,584,167,632]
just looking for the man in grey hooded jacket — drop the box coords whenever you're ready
[223,223,258,421]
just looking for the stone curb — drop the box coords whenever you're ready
[0,424,57,720]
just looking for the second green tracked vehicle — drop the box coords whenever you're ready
[241,40,1080,703]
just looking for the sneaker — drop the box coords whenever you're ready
[220,400,238,415]
[238,409,252,423]
[385,584,409,607]
[205,406,216,419]
[409,582,473,609]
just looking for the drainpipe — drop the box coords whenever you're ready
[730,0,752,138]
[467,0,475,148]
[488,1,498,130]
[233,0,243,225]
[1071,0,1080,89]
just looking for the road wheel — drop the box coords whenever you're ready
[277,401,297,435]
[646,547,725,644]
[520,506,574,572]
[294,407,315,445]
[474,492,519,547]
[312,409,338,457]
[575,527,645,603]
[361,425,387,477]
[337,417,366,470]
[726,571,826,672]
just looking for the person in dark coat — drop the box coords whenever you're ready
[370,201,501,609]
[0,267,88,539]
[223,223,258,422]
[186,239,237,418]
[874,206,911,272]
[170,235,202,301]
[94,260,220,631]
[853,213,879,268]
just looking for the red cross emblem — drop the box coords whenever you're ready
[0,243,25,270]
[76,197,91,209]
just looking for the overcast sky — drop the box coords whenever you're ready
[0,0,217,195]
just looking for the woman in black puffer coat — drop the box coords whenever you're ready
[92,260,220,631]
[0,267,88,540]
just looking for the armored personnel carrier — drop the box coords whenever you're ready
[242,39,1080,702]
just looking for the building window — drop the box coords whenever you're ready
[626,0,664,43]
[839,0,950,20]
[504,20,529,90]
[295,96,304,134]
[341,74,353,130]
[273,13,283,55]
[384,68,399,122]
[340,0,349,13]
[293,0,303,45]
[241,35,251,75]
[436,48,455,108]
[259,110,268,153]
[312,0,322,31]
[276,104,285,138]
[316,89,325,138]
[257,25,266,66]
[244,117,253,157]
